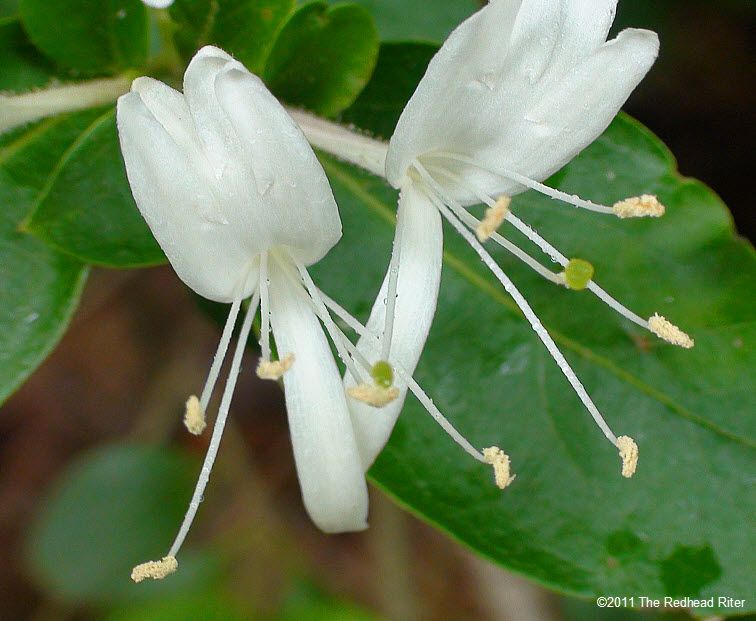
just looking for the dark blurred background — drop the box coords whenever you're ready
[614,0,755,241]
[1,1,753,620]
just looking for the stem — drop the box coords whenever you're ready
[1,76,131,135]
[287,108,389,177]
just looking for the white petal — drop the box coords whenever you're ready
[387,0,656,204]
[501,28,659,184]
[346,184,442,469]
[268,260,369,533]
[214,66,342,266]
[130,77,197,156]
[116,92,258,302]
[182,46,240,167]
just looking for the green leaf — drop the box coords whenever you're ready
[0,17,57,90]
[326,0,477,42]
[0,113,93,405]
[0,0,17,19]
[24,108,164,267]
[311,112,755,613]
[264,2,379,117]
[170,0,295,74]
[341,42,436,139]
[26,443,220,605]
[18,0,148,73]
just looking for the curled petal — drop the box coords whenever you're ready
[387,0,657,204]
[346,184,443,469]
[116,93,257,301]
[269,262,369,533]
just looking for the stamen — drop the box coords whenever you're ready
[130,556,178,583]
[613,195,665,219]
[424,166,563,285]
[294,262,367,384]
[347,383,400,407]
[424,151,617,214]
[616,435,639,478]
[563,258,595,291]
[183,395,206,435]
[256,353,295,380]
[482,446,516,489]
[316,288,488,464]
[164,290,261,563]
[346,359,399,407]
[423,162,666,336]
[413,161,620,447]
[198,298,243,413]
[648,313,695,348]
[476,196,511,242]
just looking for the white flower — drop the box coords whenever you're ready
[119,46,380,579]
[298,0,694,477]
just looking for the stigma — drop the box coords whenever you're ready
[647,313,694,348]
[616,436,639,478]
[483,446,515,489]
[476,196,511,241]
[183,395,206,435]
[131,556,178,583]
[256,353,295,380]
[612,195,665,218]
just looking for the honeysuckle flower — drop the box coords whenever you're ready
[293,0,694,481]
[119,46,393,580]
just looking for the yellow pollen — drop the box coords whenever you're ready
[476,196,511,241]
[617,436,639,478]
[256,353,295,380]
[131,556,178,583]
[612,194,665,218]
[482,446,516,489]
[347,383,400,407]
[648,313,694,348]
[183,395,206,435]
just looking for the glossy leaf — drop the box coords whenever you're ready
[26,444,220,604]
[264,1,378,117]
[18,0,148,73]
[0,17,58,91]
[24,108,164,267]
[0,112,93,405]
[170,0,295,74]
[327,0,477,42]
[341,42,436,139]
[310,112,755,614]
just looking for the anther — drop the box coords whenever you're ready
[647,313,694,348]
[563,258,595,290]
[612,195,665,219]
[482,446,515,489]
[616,436,639,478]
[183,395,206,435]
[131,556,178,583]
[256,353,295,380]
[476,195,511,241]
[347,383,400,407]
